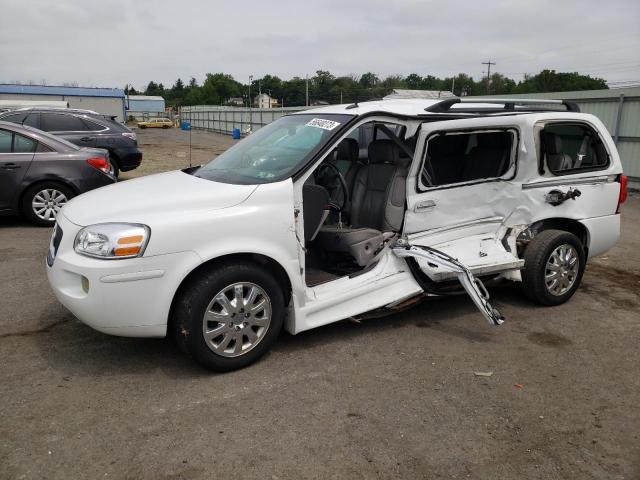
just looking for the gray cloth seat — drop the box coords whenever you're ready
[323,138,361,216]
[543,132,573,171]
[317,139,409,266]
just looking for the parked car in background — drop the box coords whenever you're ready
[0,120,115,226]
[0,108,142,177]
[137,117,173,129]
[45,98,627,372]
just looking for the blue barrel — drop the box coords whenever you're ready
[180,121,191,131]
[232,128,241,139]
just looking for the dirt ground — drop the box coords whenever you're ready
[120,127,235,180]
[1,127,639,479]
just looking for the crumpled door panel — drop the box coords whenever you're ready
[393,243,504,326]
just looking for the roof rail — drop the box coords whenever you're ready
[425,97,580,113]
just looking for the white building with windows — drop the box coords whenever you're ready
[254,93,278,109]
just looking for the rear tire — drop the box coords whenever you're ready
[521,229,585,306]
[172,261,285,372]
[22,182,74,227]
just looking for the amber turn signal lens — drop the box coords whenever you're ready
[117,235,144,245]
[114,246,141,256]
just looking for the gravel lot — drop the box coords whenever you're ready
[1,127,639,479]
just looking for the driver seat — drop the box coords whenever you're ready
[316,139,409,266]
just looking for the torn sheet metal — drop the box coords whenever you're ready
[393,244,504,326]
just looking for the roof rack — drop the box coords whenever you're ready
[425,97,580,113]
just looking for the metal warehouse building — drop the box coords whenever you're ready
[0,84,126,122]
[469,86,640,187]
[125,95,166,121]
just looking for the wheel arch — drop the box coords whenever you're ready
[167,252,293,334]
[17,177,79,212]
[528,217,590,255]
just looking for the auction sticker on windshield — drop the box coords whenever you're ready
[306,118,341,131]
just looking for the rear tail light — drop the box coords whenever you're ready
[122,132,137,142]
[617,174,628,213]
[87,157,112,175]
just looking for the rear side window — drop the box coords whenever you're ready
[541,123,609,175]
[14,134,37,153]
[23,113,39,128]
[0,130,37,153]
[41,113,88,132]
[1,112,28,124]
[0,129,12,153]
[420,130,515,188]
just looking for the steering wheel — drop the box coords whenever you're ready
[316,163,349,212]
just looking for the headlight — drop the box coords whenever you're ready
[74,223,150,259]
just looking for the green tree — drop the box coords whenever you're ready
[201,73,242,105]
[359,72,379,89]
[515,69,607,93]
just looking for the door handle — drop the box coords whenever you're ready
[415,200,436,212]
[80,137,92,142]
[1,163,21,170]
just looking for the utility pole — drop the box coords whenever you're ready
[248,75,253,132]
[305,75,309,107]
[258,78,261,108]
[481,60,496,95]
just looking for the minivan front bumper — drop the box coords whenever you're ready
[46,213,200,337]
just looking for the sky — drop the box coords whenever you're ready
[1,0,639,90]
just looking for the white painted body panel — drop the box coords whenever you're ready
[405,114,622,265]
[46,103,625,339]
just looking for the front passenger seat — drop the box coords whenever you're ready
[317,139,409,266]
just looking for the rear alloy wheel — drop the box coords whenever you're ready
[23,182,74,226]
[521,229,586,306]
[173,262,284,372]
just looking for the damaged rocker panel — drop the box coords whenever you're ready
[393,242,505,326]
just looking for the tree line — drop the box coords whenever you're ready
[126,69,608,108]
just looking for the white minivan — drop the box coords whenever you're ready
[46,98,628,371]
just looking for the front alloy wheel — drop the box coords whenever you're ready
[173,261,284,372]
[202,282,272,357]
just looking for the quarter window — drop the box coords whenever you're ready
[82,118,106,131]
[14,134,36,153]
[36,142,54,153]
[420,130,515,188]
[541,123,609,174]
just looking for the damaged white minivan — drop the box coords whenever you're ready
[46,98,628,371]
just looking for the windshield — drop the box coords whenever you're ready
[194,113,353,184]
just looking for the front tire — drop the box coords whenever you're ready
[22,182,74,227]
[172,261,285,372]
[521,229,586,306]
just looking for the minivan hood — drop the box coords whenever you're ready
[63,170,258,226]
